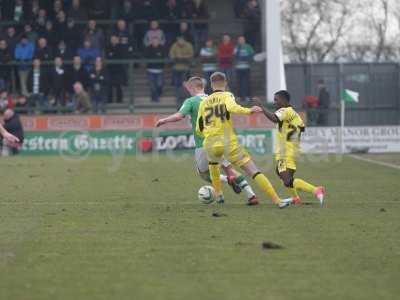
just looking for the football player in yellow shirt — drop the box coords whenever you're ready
[196,72,292,208]
[256,90,325,205]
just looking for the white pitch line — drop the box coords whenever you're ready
[350,155,400,171]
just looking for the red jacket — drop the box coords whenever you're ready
[218,42,235,69]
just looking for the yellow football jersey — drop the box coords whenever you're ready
[274,106,305,162]
[196,91,251,140]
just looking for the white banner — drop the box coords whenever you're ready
[300,126,400,153]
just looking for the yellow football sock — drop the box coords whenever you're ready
[253,173,280,204]
[293,178,316,194]
[209,163,222,196]
[286,187,299,198]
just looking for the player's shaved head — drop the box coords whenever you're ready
[210,72,227,91]
[187,76,205,90]
[274,90,291,109]
[275,90,291,102]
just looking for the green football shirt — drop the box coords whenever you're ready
[178,94,207,148]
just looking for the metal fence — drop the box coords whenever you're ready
[285,63,400,126]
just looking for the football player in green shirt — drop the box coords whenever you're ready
[156,77,258,205]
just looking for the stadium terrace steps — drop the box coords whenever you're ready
[125,63,265,111]
[207,0,244,37]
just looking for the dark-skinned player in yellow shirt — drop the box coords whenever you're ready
[255,90,325,205]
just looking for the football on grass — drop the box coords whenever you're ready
[198,186,215,204]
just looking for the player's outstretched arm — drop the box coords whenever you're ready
[155,113,185,127]
[225,94,252,115]
[0,124,20,145]
[252,98,279,123]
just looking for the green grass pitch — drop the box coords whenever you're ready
[0,154,399,300]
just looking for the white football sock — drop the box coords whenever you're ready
[243,185,256,199]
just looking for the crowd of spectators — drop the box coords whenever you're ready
[0,0,260,113]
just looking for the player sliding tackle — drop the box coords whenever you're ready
[196,72,292,208]
[254,90,325,205]
[156,76,259,205]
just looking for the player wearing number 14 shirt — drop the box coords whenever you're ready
[256,90,325,205]
[196,72,292,208]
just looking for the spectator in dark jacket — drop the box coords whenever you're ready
[34,8,48,34]
[177,22,195,46]
[68,0,88,21]
[113,19,134,58]
[53,10,68,43]
[49,57,67,106]
[87,0,110,20]
[42,20,58,48]
[105,35,125,103]
[64,19,81,54]
[1,0,18,21]
[84,19,105,51]
[25,1,39,23]
[2,109,24,155]
[54,40,73,61]
[49,0,63,20]
[241,0,261,48]
[162,0,181,19]
[4,27,18,93]
[89,58,108,113]
[183,0,209,46]
[27,58,49,109]
[78,39,101,73]
[0,39,12,91]
[145,38,166,102]
[68,56,90,92]
[118,0,135,22]
[135,0,159,20]
[234,0,247,17]
[181,0,195,18]
[162,0,181,44]
[34,37,53,61]
[4,27,19,54]
[183,0,208,19]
